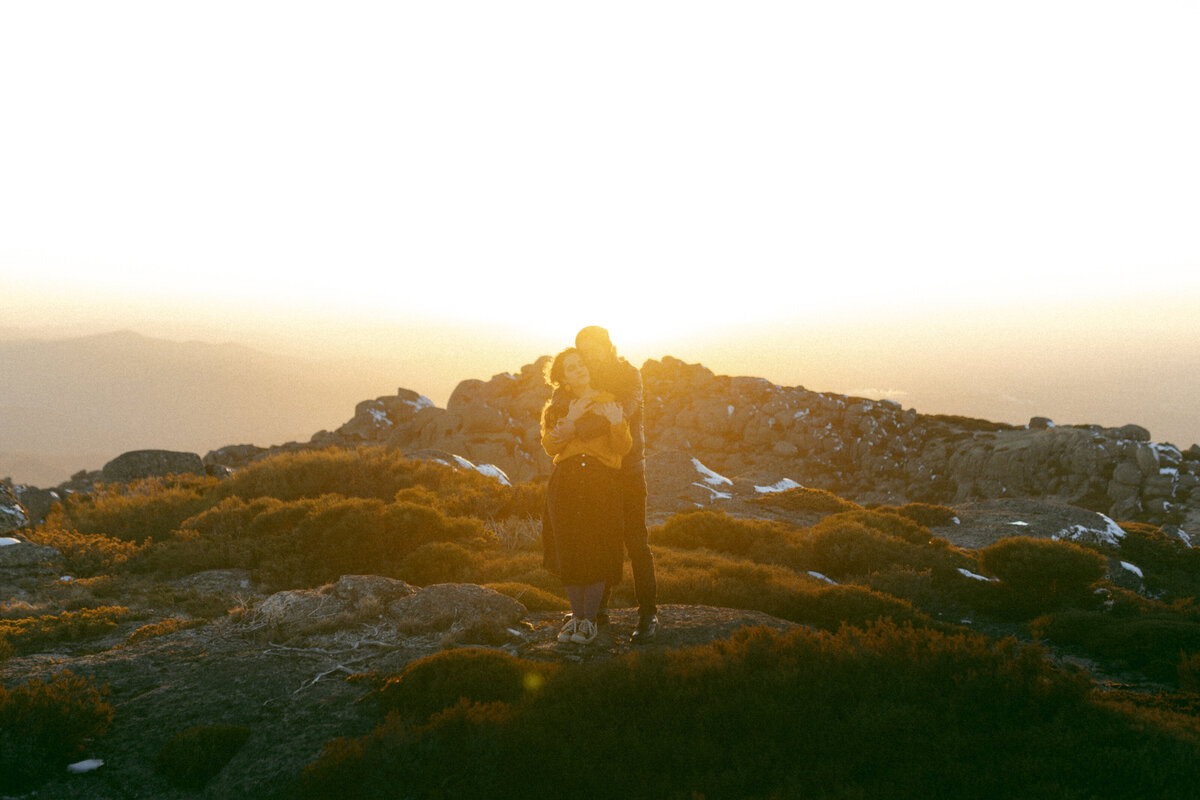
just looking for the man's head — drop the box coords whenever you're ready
[575,326,616,368]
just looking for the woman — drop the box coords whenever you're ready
[541,347,632,644]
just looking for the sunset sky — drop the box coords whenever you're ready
[3,2,1199,446]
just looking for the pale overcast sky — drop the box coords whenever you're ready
[2,1,1198,353]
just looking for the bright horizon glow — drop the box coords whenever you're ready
[2,2,1199,453]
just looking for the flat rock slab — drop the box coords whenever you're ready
[934,498,1126,550]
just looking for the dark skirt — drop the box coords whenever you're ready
[544,455,624,586]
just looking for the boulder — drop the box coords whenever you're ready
[0,538,61,567]
[1114,424,1152,442]
[14,486,58,525]
[203,444,267,468]
[102,450,205,483]
[243,575,418,630]
[0,484,30,533]
[386,583,526,638]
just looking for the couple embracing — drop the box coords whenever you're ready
[540,326,658,646]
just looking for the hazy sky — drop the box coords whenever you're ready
[3,3,1199,441]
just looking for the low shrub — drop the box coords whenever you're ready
[977,537,1108,618]
[483,582,568,611]
[124,618,207,647]
[819,509,932,545]
[368,648,558,723]
[51,475,218,544]
[875,502,959,528]
[651,510,800,565]
[400,541,477,585]
[155,724,252,790]
[132,495,487,590]
[0,606,132,659]
[25,522,141,576]
[0,671,114,793]
[1116,522,1200,601]
[794,521,918,578]
[219,447,521,520]
[1031,609,1200,684]
[298,622,1200,799]
[749,486,861,514]
[652,549,930,630]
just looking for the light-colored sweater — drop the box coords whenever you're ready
[540,390,633,470]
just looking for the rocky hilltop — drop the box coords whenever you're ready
[13,355,1199,530]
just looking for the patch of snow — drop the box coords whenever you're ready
[807,571,837,585]
[1152,442,1183,462]
[67,759,104,774]
[368,408,393,426]
[1178,529,1193,547]
[446,454,510,486]
[1120,561,1144,579]
[691,482,732,501]
[727,405,735,417]
[691,458,732,487]
[1054,515,1126,547]
[0,537,21,547]
[59,576,74,582]
[952,517,961,525]
[1160,467,1179,477]
[403,395,435,411]
[474,463,511,486]
[957,568,999,583]
[1008,521,1030,526]
[793,409,810,419]
[755,478,802,494]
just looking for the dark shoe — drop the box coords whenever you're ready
[631,614,658,644]
[596,610,610,628]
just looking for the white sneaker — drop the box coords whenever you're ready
[570,618,598,644]
[557,617,578,643]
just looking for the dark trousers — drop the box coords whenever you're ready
[615,467,657,617]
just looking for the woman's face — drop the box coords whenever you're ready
[563,352,591,391]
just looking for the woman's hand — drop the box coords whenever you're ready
[565,398,593,422]
[597,402,624,425]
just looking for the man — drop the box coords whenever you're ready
[572,325,659,642]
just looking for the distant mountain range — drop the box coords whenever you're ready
[0,330,406,485]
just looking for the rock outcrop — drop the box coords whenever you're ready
[101,450,206,483]
[0,484,30,534]
[25,355,1200,528]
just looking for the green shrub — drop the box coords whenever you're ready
[368,648,557,724]
[483,582,568,611]
[52,475,218,544]
[0,606,132,658]
[1031,609,1200,684]
[1116,522,1200,601]
[400,541,477,585]
[133,495,487,590]
[875,502,959,528]
[0,671,114,793]
[653,549,930,630]
[749,486,861,514]
[821,509,932,545]
[1179,652,1200,693]
[124,618,206,647]
[299,622,1200,799]
[794,521,917,578]
[25,522,141,576]
[651,510,800,565]
[977,537,1108,618]
[154,724,252,790]
[301,701,512,800]
[219,447,520,519]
